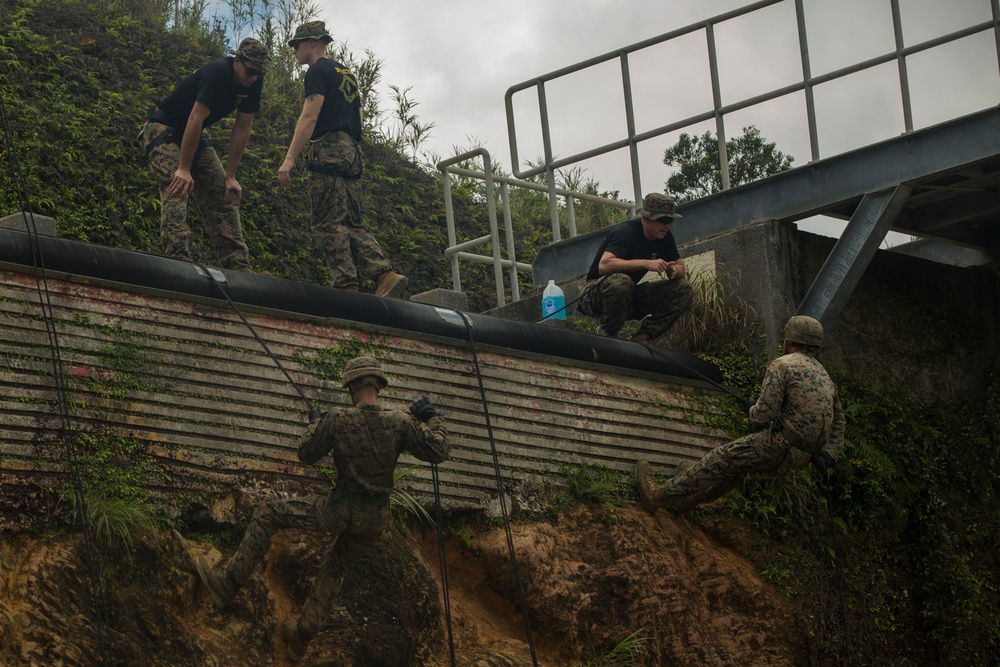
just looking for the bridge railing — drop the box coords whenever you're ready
[504,0,1000,238]
[437,148,634,307]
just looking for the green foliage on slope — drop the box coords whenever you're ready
[3,2,998,665]
[0,0,494,296]
[700,361,1000,665]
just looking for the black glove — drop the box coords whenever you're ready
[308,404,321,424]
[811,450,835,473]
[743,396,757,415]
[409,396,439,423]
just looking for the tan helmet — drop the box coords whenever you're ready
[784,315,824,347]
[340,355,388,389]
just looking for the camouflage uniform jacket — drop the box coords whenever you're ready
[748,351,845,460]
[297,404,449,496]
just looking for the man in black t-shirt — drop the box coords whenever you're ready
[141,38,269,270]
[278,21,407,299]
[577,193,694,345]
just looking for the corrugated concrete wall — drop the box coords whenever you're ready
[0,267,729,526]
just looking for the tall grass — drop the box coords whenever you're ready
[580,629,654,666]
[659,269,756,353]
[65,490,158,558]
[391,466,435,527]
[570,269,756,354]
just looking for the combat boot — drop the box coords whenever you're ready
[634,460,661,513]
[282,617,310,662]
[195,556,237,608]
[374,271,407,298]
[674,460,694,476]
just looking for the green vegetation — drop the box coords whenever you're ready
[292,336,390,385]
[691,354,1000,665]
[558,463,626,507]
[580,629,654,667]
[59,428,169,559]
[72,429,160,499]
[2,2,998,665]
[660,268,757,353]
[0,0,628,311]
[65,489,158,558]
[391,465,435,528]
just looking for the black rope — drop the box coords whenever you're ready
[823,471,853,666]
[431,464,457,667]
[1,87,116,665]
[196,265,320,422]
[458,312,539,666]
[630,338,748,405]
[531,289,748,405]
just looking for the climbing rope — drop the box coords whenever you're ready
[0,88,117,665]
[196,264,320,422]
[640,341,748,405]
[531,289,748,406]
[458,312,540,667]
[431,464,458,667]
[823,471,853,666]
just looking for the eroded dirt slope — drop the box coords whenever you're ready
[0,505,808,666]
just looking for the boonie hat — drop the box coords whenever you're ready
[289,21,334,47]
[639,193,683,220]
[231,37,271,69]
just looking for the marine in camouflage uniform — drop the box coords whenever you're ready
[195,356,449,661]
[577,193,694,345]
[636,316,845,514]
[278,21,406,297]
[142,38,268,270]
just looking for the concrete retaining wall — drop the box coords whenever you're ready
[0,267,730,530]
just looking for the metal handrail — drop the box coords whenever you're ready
[437,149,634,307]
[504,0,1000,232]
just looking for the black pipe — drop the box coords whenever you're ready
[0,229,725,386]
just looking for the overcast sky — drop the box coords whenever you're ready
[284,0,997,240]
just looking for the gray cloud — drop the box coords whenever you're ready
[316,0,994,242]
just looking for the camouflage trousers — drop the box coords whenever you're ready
[142,122,250,270]
[224,490,389,638]
[578,273,694,338]
[308,131,393,290]
[652,428,794,513]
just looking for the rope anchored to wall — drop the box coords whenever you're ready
[0,85,117,667]
[196,264,320,423]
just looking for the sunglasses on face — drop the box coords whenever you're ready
[239,58,264,78]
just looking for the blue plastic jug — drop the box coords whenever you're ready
[541,280,566,320]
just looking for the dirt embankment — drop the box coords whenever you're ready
[0,505,809,666]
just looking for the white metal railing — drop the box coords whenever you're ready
[504,0,1000,236]
[437,148,634,307]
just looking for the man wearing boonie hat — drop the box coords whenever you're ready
[141,37,271,271]
[277,21,408,299]
[578,192,694,345]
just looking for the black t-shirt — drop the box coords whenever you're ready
[304,58,363,142]
[586,217,680,283]
[154,57,262,132]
